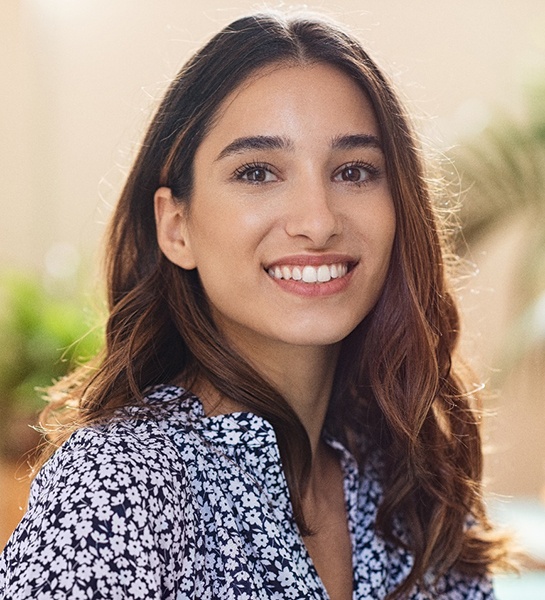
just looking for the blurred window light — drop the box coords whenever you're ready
[453,98,491,138]
[44,242,79,280]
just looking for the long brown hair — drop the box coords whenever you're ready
[42,11,508,598]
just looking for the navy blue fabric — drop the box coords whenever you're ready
[0,385,495,599]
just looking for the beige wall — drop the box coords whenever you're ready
[2,0,545,496]
[1,0,35,266]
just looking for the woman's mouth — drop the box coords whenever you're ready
[267,263,350,283]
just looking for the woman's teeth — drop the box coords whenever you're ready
[267,263,348,283]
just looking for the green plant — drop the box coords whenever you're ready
[0,271,103,457]
[449,79,545,373]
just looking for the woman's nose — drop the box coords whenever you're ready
[284,180,342,247]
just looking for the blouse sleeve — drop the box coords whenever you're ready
[0,423,195,599]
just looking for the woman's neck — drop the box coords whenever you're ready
[190,340,340,459]
[254,343,339,456]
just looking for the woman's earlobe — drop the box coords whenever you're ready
[154,187,197,270]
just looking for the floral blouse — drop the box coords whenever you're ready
[0,385,495,599]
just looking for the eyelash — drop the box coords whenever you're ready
[333,161,382,186]
[232,160,382,185]
[232,162,275,183]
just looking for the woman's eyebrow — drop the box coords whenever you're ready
[215,135,294,161]
[330,133,383,151]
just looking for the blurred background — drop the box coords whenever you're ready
[1,0,545,595]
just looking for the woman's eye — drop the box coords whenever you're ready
[234,164,277,183]
[333,163,379,185]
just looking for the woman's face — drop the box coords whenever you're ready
[157,62,396,354]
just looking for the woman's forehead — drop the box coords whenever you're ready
[200,62,380,155]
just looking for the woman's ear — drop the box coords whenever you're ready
[154,187,197,270]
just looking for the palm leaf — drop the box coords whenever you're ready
[448,89,545,372]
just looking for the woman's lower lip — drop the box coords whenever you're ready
[267,268,354,297]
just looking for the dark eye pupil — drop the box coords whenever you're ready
[342,167,361,182]
[248,168,266,182]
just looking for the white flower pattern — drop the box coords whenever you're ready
[0,385,495,599]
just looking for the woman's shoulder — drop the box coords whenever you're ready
[0,386,201,598]
[30,385,201,502]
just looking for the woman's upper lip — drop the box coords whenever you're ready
[265,253,359,269]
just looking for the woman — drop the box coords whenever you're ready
[0,11,507,600]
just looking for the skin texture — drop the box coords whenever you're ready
[155,62,396,599]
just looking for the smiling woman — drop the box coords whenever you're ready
[155,63,395,351]
[0,11,509,600]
